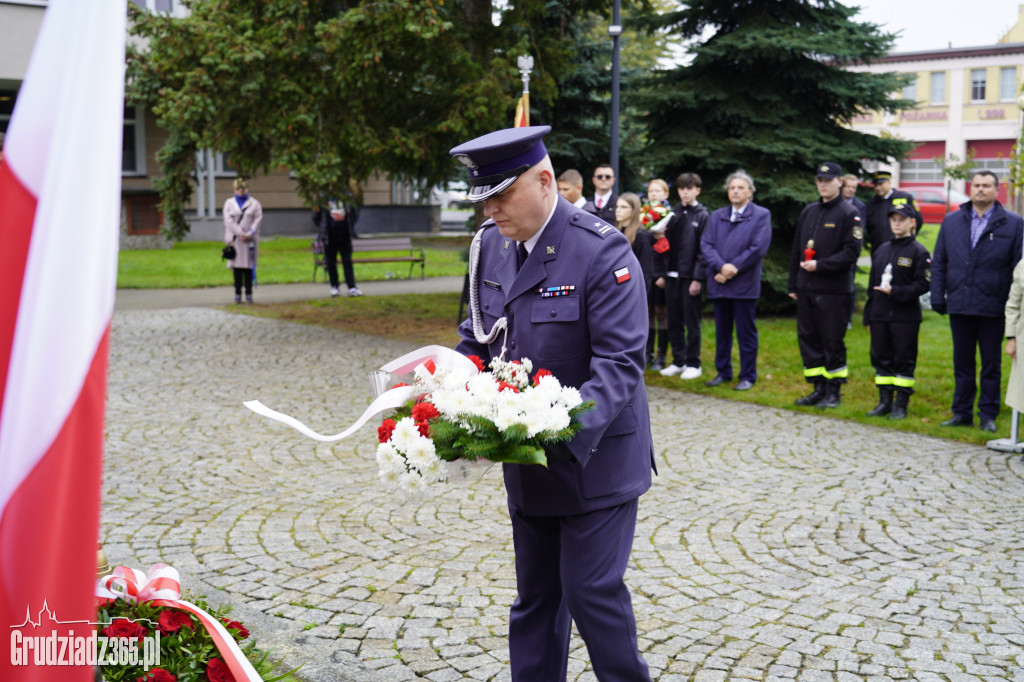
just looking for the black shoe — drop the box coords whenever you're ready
[734,380,755,391]
[980,418,997,433]
[817,383,841,409]
[649,358,665,372]
[794,383,825,406]
[704,375,731,387]
[941,414,973,427]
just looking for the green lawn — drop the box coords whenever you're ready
[117,236,470,289]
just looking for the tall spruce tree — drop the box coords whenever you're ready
[641,0,914,307]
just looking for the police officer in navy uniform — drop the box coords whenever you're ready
[451,126,655,682]
[864,170,922,252]
[789,162,863,408]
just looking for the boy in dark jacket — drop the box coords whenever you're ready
[863,204,931,419]
[659,173,710,379]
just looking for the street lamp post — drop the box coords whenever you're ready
[609,4,621,195]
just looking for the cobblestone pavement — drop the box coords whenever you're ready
[103,307,1024,682]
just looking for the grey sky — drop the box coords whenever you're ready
[850,0,1021,53]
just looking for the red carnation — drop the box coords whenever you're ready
[205,658,236,682]
[393,382,409,388]
[157,609,194,634]
[498,381,519,393]
[378,418,396,443]
[467,355,485,372]
[422,358,436,374]
[411,401,440,422]
[533,368,553,385]
[137,669,176,682]
[221,619,250,639]
[415,420,430,437]
[102,619,148,642]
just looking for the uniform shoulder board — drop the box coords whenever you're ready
[571,211,617,238]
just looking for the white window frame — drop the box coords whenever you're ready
[212,151,237,177]
[1000,67,1017,102]
[929,71,946,105]
[122,104,147,177]
[970,68,987,103]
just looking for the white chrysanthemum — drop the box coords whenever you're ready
[522,410,550,437]
[378,467,403,488]
[467,373,501,400]
[519,357,533,374]
[376,442,407,475]
[492,403,523,431]
[559,386,584,409]
[543,406,571,433]
[419,458,447,483]
[533,375,563,399]
[390,417,421,451]
[398,470,429,495]
[405,434,438,472]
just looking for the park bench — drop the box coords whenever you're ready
[312,236,425,281]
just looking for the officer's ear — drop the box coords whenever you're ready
[537,167,556,194]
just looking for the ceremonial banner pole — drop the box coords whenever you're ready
[515,55,533,127]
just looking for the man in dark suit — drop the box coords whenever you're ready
[451,126,654,682]
[587,163,617,224]
[931,170,1024,432]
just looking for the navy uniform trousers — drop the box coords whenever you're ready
[949,313,1004,421]
[456,198,654,681]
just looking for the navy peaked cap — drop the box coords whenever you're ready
[449,125,552,202]
[815,162,842,179]
[888,203,916,218]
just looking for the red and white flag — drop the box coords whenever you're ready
[0,0,124,679]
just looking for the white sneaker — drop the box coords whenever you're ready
[330,287,340,297]
[660,364,685,377]
[348,287,364,297]
[680,366,703,380]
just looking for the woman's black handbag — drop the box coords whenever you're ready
[221,242,236,260]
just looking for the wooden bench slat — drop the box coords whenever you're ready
[312,236,426,281]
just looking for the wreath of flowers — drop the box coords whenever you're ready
[374,355,594,492]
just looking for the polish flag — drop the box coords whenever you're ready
[0,0,124,679]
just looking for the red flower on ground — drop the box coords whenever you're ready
[532,368,553,386]
[157,609,194,635]
[467,354,485,372]
[137,668,176,682]
[220,619,250,639]
[411,401,440,422]
[102,619,148,642]
[498,381,519,393]
[378,418,396,443]
[205,657,236,682]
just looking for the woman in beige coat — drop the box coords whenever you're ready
[1004,259,1024,413]
[224,177,263,303]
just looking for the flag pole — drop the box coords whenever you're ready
[516,55,533,127]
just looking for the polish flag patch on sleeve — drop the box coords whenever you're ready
[614,266,631,284]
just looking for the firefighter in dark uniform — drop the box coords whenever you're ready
[864,170,922,252]
[863,203,931,419]
[789,162,863,408]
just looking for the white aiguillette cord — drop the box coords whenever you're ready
[468,226,509,354]
[244,345,479,442]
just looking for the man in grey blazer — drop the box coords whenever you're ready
[451,126,655,681]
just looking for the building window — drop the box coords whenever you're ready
[124,195,163,235]
[900,158,944,184]
[970,69,987,102]
[902,75,917,102]
[929,72,946,105]
[1000,67,1018,102]
[213,151,237,176]
[123,105,146,175]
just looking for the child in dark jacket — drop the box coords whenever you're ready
[863,204,931,419]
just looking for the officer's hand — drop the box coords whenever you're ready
[714,273,727,284]
[721,263,738,278]
[788,293,798,301]
[873,284,891,295]
[1007,338,1017,360]
[932,301,946,315]
[689,280,702,296]
[542,441,575,465]
[800,260,817,272]
[655,277,665,289]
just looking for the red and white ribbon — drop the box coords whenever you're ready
[245,344,479,442]
[96,563,262,682]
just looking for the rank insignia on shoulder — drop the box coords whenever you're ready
[614,267,631,284]
[546,245,556,255]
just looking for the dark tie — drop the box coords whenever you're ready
[516,242,528,272]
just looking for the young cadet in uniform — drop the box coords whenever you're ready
[450,126,655,682]
[863,204,931,419]
[789,162,863,408]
